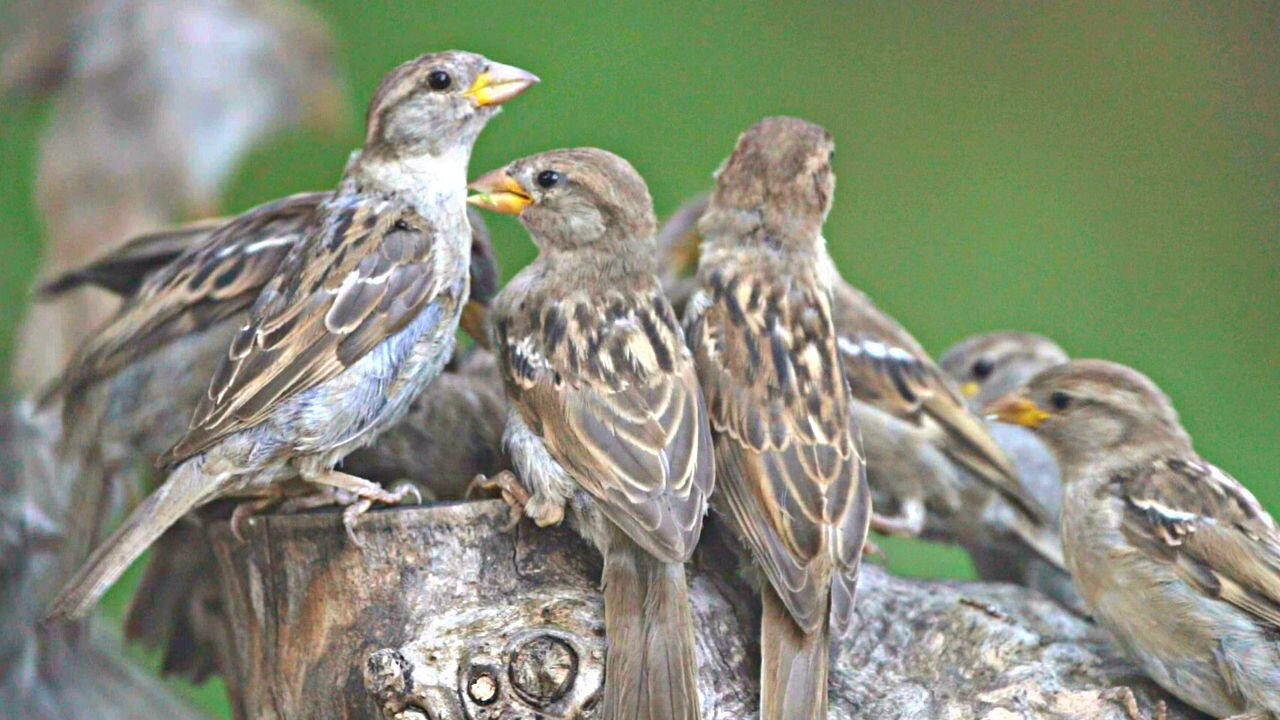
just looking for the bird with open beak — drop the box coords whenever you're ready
[469,148,713,720]
[990,359,1280,719]
[44,51,537,623]
[684,117,872,720]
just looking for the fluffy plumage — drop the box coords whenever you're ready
[991,359,1280,718]
[44,51,537,621]
[476,148,712,720]
[686,117,871,720]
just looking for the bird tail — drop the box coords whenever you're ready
[760,583,828,720]
[1005,504,1067,572]
[45,457,222,622]
[600,531,701,720]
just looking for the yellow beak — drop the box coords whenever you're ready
[464,62,540,108]
[467,168,532,216]
[985,394,1050,429]
[960,382,980,398]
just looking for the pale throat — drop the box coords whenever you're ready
[356,144,472,216]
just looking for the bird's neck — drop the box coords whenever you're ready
[351,145,472,220]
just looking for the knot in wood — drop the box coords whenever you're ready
[508,635,577,706]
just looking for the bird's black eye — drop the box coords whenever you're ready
[427,70,452,91]
[393,218,412,232]
[971,358,994,381]
[535,170,562,189]
[1049,391,1071,411]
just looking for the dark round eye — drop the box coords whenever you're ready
[1049,391,1071,411]
[427,70,452,90]
[535,170,562,189]
[393,218,412,232]
[971,358,994,381]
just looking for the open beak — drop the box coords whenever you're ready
[465,62,540,108]
[986,394,1049,429]
[467,169,532,215]
[460,300,491,349]
[960,382,980,399]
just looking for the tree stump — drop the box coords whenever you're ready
[209,500,1205,720]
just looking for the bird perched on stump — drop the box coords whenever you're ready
[44,50,538,621]
[685,117,872,720]
[991,359,1280,719]
[470,147,713,720]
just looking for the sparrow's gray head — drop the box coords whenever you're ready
[706,116,836,248]
[468,148,657,254]
[364,51,538,158]
[988,359,1191,470]
[940,332,1069,411]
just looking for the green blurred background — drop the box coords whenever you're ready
[2,2,1276,716]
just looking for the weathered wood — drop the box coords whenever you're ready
[211,500,1206,720]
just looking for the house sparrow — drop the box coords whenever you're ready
[10,0,346,389]
[44,51,538,621]
[990,359,1280,719]
[471,148,713,720]
[938,332,1082,612]
[655,161,1058,574]
[657,193,709,317]
[685,117,871,720]
[940,331,1070,413]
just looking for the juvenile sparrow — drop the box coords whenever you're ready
[685,117,871,720]
[45,51,538,621]
[471,148,713,720]
[991,359,1280,719]
[939,332,1082,612]
[654,149,1057,572]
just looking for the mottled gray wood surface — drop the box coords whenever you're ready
[211,500,1204,720]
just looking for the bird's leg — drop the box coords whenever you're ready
[1099,686,1156,720]
[305,470,423,545]
[229,494,285,542]
[870,496,926,537]
[468,470,534,531]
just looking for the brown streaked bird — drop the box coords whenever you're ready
[991,359,1280,719]
[44,51,537,622]
[659,154,1060,572]
[685,117,872,720]
[470,148,713,720]
[657,193,709,317]
[938,332,1083,612]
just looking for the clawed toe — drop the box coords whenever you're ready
[468,471,530,531]
[343,499,374,547]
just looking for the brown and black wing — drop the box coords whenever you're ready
[688,266,869,634]
[1116,458,1280,629]
[495,285,713,563]
[38,217,229,299]
[164,195,452,464]
[830,280,1045,521]
[44,192,327,402]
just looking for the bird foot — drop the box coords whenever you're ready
[229,496,283,542]
[468,470,530,531]
[340,482,422,547]
[870,510,923,538]
[1100,687,1163,720]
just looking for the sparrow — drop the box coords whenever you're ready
[44,51,538,621]
[685,117,871,720]
[940,331,1070,413]
[656,192,709,317]
[470,148,713,720]
[938,332,1082,612]
[990,359,1280,719]
[9,0,347,390]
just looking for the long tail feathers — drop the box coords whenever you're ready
[760,584,829,720]
[45,458,221,622]
[601,535,701,720]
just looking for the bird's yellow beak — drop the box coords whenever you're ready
[985,394,1049,429]
[465,62,540,108]
[960,382,980,398]
[467,169,532,215]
